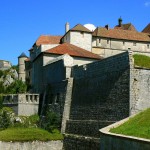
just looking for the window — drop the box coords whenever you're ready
[107,40,109,44]
[133,42,136,46]
[147,44,150,49]
[99,39,101,43]
[80,32,84,37]
[123,41,125,46]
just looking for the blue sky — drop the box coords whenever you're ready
[0,0,150,65]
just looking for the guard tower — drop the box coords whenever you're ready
[18,52,28,82]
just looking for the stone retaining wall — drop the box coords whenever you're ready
[0,140,63,150]
[100,116,150,150]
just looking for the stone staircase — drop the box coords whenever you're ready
[63,120,115,150]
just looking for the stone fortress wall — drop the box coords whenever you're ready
[62,51,150,150]
[35,51,150,150]
[63,51,131,149]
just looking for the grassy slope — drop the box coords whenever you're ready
[110,108,150,139]
[0,128,63,142]
[133,54,150,69]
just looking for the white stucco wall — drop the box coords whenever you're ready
[70,32,92,51]
[41,44,59,52]
[63,32,71,43]
[73,57,99,66]
[92,37,150,52]
[43,54,58,66]
[92,37,150,58]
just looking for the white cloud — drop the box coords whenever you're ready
[144,1,150,7]
[84,24,96,31]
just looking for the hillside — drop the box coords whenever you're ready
[0,66,27,94]
[110,108,150,139]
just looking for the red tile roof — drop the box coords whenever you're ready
[25,58,30,61]
[35,35,62,46]
[142,23,150,34]
[114,23,137,31]
[45,43,101,59]
[70,24,92,33]
[93,27,150,42]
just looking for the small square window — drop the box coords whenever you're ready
[107,40,109,44]
[133,42,136,46]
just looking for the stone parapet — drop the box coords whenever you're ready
[3,94,39,116]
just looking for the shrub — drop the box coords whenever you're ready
[0,107,15,129]
[40,110,61,133]
[14,114,39,128]
[5,80,27,94]
[0,94,3,109]
[0,70,3,78]
[0,82,5,94]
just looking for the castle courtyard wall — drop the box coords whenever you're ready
[63,52,131,149]
[130,68,150,115]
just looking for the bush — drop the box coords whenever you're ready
[0,82,5,94]
[14,114,39,128]
[5,80,27,94]
[40,110,61,133]
[0,95,3,109]
[0,107,15,129]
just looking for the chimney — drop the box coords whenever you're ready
[118,17,122,27]
[105,24,109,30]
[65,22,70,33]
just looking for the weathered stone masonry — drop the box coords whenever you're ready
[63,52,131,150]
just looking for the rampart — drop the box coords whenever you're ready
[3,94,39,116]
[130,68,150,115]
[63,51,131,149]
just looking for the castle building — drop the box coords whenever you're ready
[18,18,150,111]
[18,52,28,82]
[92,19,150,57]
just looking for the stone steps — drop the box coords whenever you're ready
[65,120,115,138]
[63,134,100,150]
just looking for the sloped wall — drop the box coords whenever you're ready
[71,52,130,121]
[63,52,131,150]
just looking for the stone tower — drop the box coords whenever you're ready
[18,52,28,82]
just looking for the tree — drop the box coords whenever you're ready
[5,80,27,94]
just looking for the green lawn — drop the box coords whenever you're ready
[133,54,150,69]
[0,128,63,142]
[110,108,150,139]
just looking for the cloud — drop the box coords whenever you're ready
[144,1,150,7]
